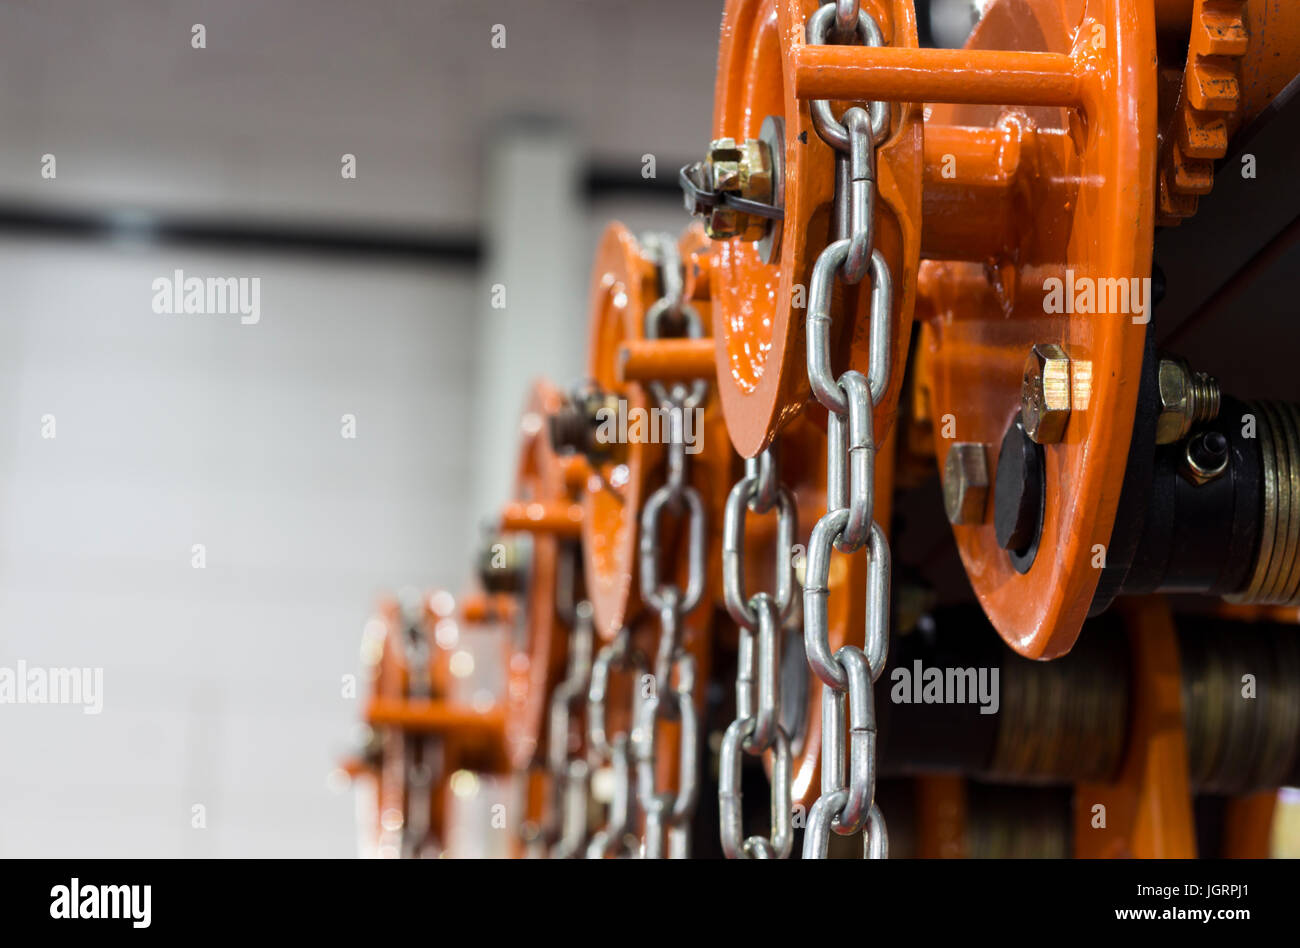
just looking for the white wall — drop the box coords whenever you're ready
[0,237,477,855]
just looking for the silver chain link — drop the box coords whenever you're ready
[546,598,594,858]
[801,0,893,860]
[632,232,708,858]
[719,450,797,858]
[585,628,646,859]
[398,599,438,858]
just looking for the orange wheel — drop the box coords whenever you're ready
[709,0,923,458]
[920,0,1155,658]
[581,223,662,642]
[501,380,586,770]
[365,591,473,858]
[579,223,732,648]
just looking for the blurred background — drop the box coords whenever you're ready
[0,0,978,856]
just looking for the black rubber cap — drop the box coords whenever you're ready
[994,414,1045,564]
[1188,430,1229,472]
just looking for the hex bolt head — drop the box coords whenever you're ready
[1156,356,1221,445]
[943,442,990,525]
[702,137,774,241]
[1021,343,1072,444]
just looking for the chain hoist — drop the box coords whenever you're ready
[801,0,893,860]
[631,232,708,859]
[719,448,797,858]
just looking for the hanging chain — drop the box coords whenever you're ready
[801,0,893,860]
[719,448,798,858]
[399,598,438,858]
[632,232,707,858]
[586,628,646,858]
[546,595,594,858]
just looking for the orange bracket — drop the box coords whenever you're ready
[1074,598,1196,858]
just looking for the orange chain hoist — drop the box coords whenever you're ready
[348,0,1300,861]
[688,0,1300,658]
[351,589,510,858]
[486,380,591,856]
[549,224,727,857]
[675,0,1300,859]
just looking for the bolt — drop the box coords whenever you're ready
[477,533,526,595]
[943,443,990,525]
[1155,357,1220,445]
[547,385,624,465]
[548,400,587,456]
[1021,343,1072,444]
[1183,429,1230,486]
[701,137,774,241]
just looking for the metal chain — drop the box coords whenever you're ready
[719,449,797,858]
[545,598,594,858]
[634,647,699,858]
[801,0,893,860]
[399,600,438,858]
[586,628,646,858]
[633,232,707,858]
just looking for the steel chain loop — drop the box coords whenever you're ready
[545,599,594,858]
[397,596,436,858]
[801,0,893,861]
[631,232,709,858]
[718,449,797,858]
[586,628,647,859]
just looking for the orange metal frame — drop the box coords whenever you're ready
[497,380,588,771]
[710,0,923,460]
[1075,598,1196,858]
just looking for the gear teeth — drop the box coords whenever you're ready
[1188,59,1240,111]
[1199,4,1249,56]
[1158,168,1198,225]
[1158,0,1249,223]
[1177,101,1228,159]
[1171,142,1215,194]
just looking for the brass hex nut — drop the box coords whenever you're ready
[943,442,990,525]
[1155,357,1220,445]
[1155,357,1193,445]
[704,137,773,241]
[1021,343,1072,444]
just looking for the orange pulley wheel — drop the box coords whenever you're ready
[708,0,924,458]
[703,0,1161,658]
[361,591,508,858]
[577,222,731,647]
[496,380,588,771]
[918,0,1155,658]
